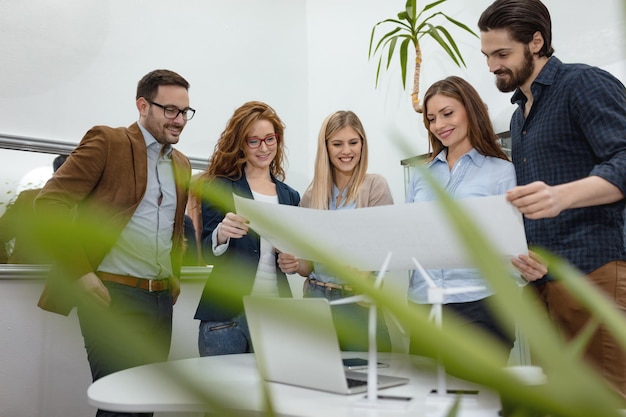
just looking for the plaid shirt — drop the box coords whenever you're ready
[510,56,626,276]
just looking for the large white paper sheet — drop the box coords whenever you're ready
[234,194,528,271]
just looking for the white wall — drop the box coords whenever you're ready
[305,0,626,203]
[0,1,625,416]
[0,0,311,209]
[2,1,624,207]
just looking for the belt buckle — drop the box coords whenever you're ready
[148,279,159,292]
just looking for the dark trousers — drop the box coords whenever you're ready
[77,281,173,417]
[410,296,516,357]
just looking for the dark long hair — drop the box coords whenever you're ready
[422,76,509,162]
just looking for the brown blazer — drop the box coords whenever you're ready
[35,122,191,315]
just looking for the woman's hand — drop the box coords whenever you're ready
[512,250,548,282]
[277,251,312,276]
[277,252,300,274]
[217,212,249,244]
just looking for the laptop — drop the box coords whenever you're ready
[243,296,409,395]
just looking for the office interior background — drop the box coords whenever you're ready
[0,0,624,416]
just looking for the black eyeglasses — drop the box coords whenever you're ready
[148,100,195,121]
[246,134,278,149]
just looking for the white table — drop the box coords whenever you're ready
[87,352,501,416]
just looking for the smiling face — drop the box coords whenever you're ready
[243,119,278,173]
[481,28,537,93]
[137,84,190,145]
[326,126,362,178]
[425,94,471,157]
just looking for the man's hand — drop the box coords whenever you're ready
[506,181,563,219]
[507,177,624,220]
[512,251,548,282]
[78,272,111,307]
[170,277,181,305]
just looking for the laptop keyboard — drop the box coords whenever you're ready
[346,378,368,388]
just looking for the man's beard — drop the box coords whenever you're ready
[495,47,535,92]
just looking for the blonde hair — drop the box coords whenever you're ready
[306,111,369,209]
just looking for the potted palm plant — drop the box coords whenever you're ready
[368,0,477,112]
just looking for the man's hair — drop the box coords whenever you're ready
[478,0,554,58]
[53,155,67,172]
[136,69,190,101]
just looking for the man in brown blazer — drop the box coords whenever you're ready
[35,69,193,417]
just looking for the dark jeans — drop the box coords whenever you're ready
[409,296,515,357]
[304,280,391,352]
[198,313,252,356]
[77,281,173,417]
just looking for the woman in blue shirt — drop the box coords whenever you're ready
[407,76,519,352]
[277,110,393,352]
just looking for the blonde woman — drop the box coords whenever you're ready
[278,110,393,351]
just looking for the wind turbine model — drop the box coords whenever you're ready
[330,252,411,409]
[411,257,486,401]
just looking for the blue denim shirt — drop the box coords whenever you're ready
[406,148,516,303]
[510,56,626,275]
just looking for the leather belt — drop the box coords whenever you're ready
[306,277,353,292]
[97,272,169,292]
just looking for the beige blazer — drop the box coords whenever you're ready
[300,173,394,208]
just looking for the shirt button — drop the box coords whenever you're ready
[522,130,527,135]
